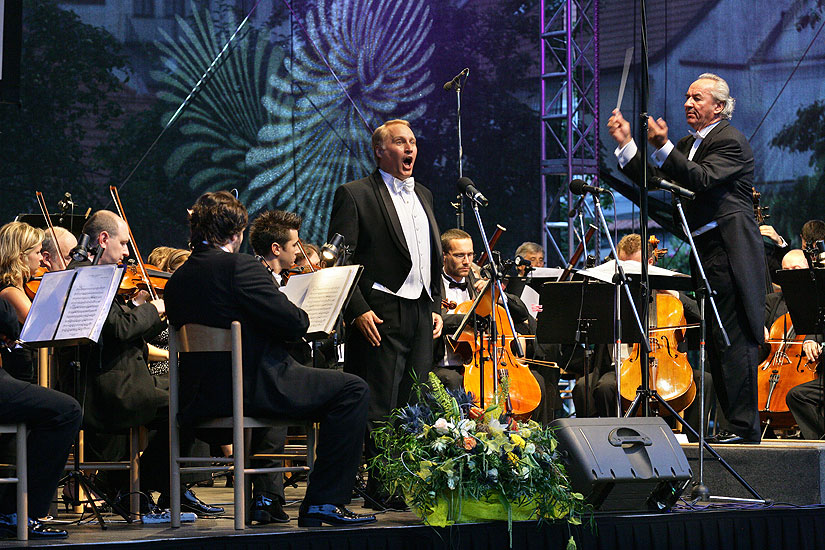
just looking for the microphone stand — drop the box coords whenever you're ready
[452,76,466,230]
[467,195,524,408]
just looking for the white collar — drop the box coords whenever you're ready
[688,119,722,139]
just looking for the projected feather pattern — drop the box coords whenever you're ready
[154,1,435,241]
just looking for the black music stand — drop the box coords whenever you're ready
[16,213,88,235]
[537,281,617,416]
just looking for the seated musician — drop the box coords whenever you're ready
[164,191,375,527]
[69,210,222,517]
[761,220,825,284]
[41,226,77,272]
[0,298,81,539]
[0,221,46,383]
[768,249,825,439]
[573,234,713,440]
[433,228,552,424]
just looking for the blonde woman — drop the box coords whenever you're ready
[0,221,45,382]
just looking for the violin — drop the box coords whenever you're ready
[24,267,46,300]
[757,313,818,429]
[118,262,170,296]
[109,186,161,303]
[281,240,320,285]
[619,236,696,416]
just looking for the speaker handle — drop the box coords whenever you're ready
[608,428,652,447]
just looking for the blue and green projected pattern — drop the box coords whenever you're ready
[154,1,435,242]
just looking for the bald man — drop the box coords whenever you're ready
[41,227,77,272]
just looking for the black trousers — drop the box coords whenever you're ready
[0,368,82,517]
[787,377,825,440]
[345,290,434,465]
[695,231,761,442]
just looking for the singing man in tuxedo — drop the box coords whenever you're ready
[328,119,443,507]
[608,73,766,443]
[165,191,375,527]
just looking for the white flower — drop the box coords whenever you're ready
[456,419,476,437]
[524,443,536,455]
[432,436,450,452]
[487,468,499,482]
[447,476,457,490]
[434,417,453,435]
[487,418,506,435]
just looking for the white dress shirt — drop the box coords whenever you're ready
[615,120,723,168]
[371,169,432,300]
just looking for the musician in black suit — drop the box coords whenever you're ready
[71,210,222,516]
[434,229,550,423]
[328,119,443,507]
[164,191,375,527]
[609,73,766,443]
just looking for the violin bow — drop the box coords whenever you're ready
[296,239,316,273]
[35,191,68,271]
[109,186,158,301]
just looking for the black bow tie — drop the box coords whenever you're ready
[444,274,467,291]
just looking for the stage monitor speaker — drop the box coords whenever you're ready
[551,417,692,511]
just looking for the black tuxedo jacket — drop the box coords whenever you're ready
[328,169,442,322]
[621,120,766,342]
[164,246,310,420]
[75,282,167,432]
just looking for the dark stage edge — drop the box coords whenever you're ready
[5,496,825,550]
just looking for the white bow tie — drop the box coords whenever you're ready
[688,128,701,139]
[392,177,415,194]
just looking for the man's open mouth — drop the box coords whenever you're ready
[402,156,413,169]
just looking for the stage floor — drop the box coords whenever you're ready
[5,482,825,550]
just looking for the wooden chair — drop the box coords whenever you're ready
[169,321,315,529]
[0,423,28,540]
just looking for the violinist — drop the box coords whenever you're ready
[41,226,77,272]
[434,229,551,423]
[68,210,223,517]
[249,210,302,287]
[295,243,321,270]
[0,221,46,383]
[246,209,319,523]
[164,191,374,527]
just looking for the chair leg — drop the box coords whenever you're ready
[129,427,141,520]
[16,423,27,541]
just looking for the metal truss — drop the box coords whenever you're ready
[540,0,600,262]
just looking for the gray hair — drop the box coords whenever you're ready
[697,73,735,120]
[515,241,543,257]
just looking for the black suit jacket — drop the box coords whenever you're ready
[328,169,442,322]
[164,246,310,420]
[621,120,766,342]
[75,284,167,432]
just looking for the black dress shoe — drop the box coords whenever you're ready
[157,489,224,516]
[0,514,69,539]
[706,431,759,444]
[298,504,377,527]
[362,492,409,511]
[249,495,289,524]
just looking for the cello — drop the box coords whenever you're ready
[619,236,697,416]
[447,224,541,418]
[757,312,818,429]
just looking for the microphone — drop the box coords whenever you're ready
[569,179,608,196]
[443,68,469,91]
[568,194,586,218]
[652,177,695,200]
[457,177,489,207]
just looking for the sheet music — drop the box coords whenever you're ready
[21,269,76,344]
[578,259,687,284]
[280,265,361,336]
[54,265,123,342]
[520,284,541,319]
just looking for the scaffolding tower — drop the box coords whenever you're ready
[540,0,600,263]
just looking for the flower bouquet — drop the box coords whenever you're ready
[372,373,587,536]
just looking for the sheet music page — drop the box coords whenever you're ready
[54,265,123,343]
[280,266,360,335]
[20,269,76,344]
[520,284,541,319]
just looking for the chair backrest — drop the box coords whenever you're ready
[175,323,234,353]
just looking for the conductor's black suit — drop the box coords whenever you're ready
[621,119,766,441]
